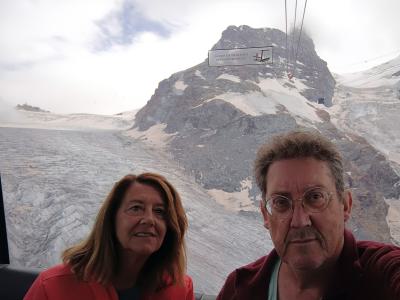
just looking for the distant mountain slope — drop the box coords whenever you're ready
[336,55,400,89]
[132,25,400,244]
[331,55,400,242]
[0,108,137,131]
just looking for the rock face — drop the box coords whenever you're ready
[133,25,400,243]
[16,103,50,113]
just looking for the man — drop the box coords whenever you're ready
[217,130,400,300]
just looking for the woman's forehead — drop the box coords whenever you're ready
[122,182,166,205]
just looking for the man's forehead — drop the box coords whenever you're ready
[266,158,335,191]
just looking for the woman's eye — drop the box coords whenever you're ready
[128,205,143,212]
[154,208,165,216]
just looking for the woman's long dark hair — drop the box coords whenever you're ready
[62,173,188,291]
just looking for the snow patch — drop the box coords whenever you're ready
[195,70,206,80]
[201,77,322,123]
[125,123,176,149]
[217,74,241,83]
[174,80,188,91]
[207,179,257,212]
[206,92,277,116]
[258,78,322,122]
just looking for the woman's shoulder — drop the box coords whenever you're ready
[183,275,193,289]
[38,264,75,281]
[24,264,115,300]
[145,275,194,300]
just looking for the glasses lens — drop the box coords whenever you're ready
[304,188,329,212]
[267,195,292,217]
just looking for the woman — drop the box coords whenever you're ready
[24,173,194,300]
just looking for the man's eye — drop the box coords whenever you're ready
[306,191,324,202]
[305,189,328,208]
[272,196,291,210]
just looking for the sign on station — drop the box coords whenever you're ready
[208,46,273,67]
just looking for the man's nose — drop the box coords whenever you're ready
[290,202,312,228]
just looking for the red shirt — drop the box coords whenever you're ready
[24,264,194,300]
[217,230,400,300]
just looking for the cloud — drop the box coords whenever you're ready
[0,98,27,123]
[306,0,400,73]
[1,0,400,114]
[0,0,116,66]
[94,0,172,51]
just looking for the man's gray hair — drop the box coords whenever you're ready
[254,130,345,201]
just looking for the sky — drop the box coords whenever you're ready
[0,0,399,115]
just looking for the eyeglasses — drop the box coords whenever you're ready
[265,187,333,219]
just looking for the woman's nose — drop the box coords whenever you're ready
[140,208,156,225]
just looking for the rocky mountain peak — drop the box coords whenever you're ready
[131,25,400,244]
[134,25,335,132]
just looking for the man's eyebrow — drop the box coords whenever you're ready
[269,191,291,197]
[269,185,326,196]
[304,184,327,191]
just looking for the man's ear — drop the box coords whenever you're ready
[260,199,270,230]
[343,189,353,222]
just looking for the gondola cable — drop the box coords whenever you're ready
[293,0,308,78]
[291,0,298,73]
[285,0,289,75]
[284,0,308,80]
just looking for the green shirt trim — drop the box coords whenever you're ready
[267,258,281,300]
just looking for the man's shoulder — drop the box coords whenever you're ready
[351,240,400,299]
[217,254,276,300]
[356,239,400,266]
[356,239,400,257]
[236,255,270,274]
[357,239,399,250]
[225,252,276,283]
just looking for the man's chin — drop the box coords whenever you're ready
[283,252,325,271]
[289,259,323,271]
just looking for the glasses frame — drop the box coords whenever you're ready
[265,187,334,219]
